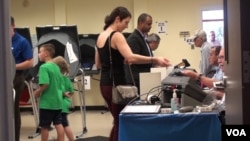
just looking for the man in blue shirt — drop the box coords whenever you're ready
[11,16,33,141]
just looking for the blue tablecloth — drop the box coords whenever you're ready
[119,112,221,141]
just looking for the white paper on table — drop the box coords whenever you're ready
[121,105,161,114]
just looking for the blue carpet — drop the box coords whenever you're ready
[75,136,109,141]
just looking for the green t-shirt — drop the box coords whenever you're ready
[62,75,74,113]
[38,62,63,110]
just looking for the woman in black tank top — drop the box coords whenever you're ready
[95,6,171,141]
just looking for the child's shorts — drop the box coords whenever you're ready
[61,113,69,127]
[39,109,62,129]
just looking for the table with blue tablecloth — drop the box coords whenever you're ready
[119,112,221,141]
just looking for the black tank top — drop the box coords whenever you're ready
[97,31,126,86]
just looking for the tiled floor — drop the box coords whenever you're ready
[20,110,112,141]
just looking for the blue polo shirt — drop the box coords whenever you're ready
[12,32,33,64]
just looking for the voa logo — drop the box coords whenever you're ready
[226,129,246,136]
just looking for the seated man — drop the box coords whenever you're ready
[182,47,223,88]
[181,48,225,110]
[206,46,222,78]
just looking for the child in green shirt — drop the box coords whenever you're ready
[52,56,75,141]
[33,43,64,141]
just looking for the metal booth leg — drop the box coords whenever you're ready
[75,68,87,138]
[24,80,41,139]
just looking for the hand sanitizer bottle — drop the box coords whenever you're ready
[171,89,179,112]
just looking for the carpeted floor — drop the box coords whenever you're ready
[75,136,109,141]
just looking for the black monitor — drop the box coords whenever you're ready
[161,74,207,107]
[182,78,207,102]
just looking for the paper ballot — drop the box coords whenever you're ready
[66,42,78,63]
[121,105,161,114]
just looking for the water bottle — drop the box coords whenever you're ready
[171,89,179,112]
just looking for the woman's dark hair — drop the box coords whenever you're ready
[103,6,132,30]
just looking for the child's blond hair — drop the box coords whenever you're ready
[52,56,70,75]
